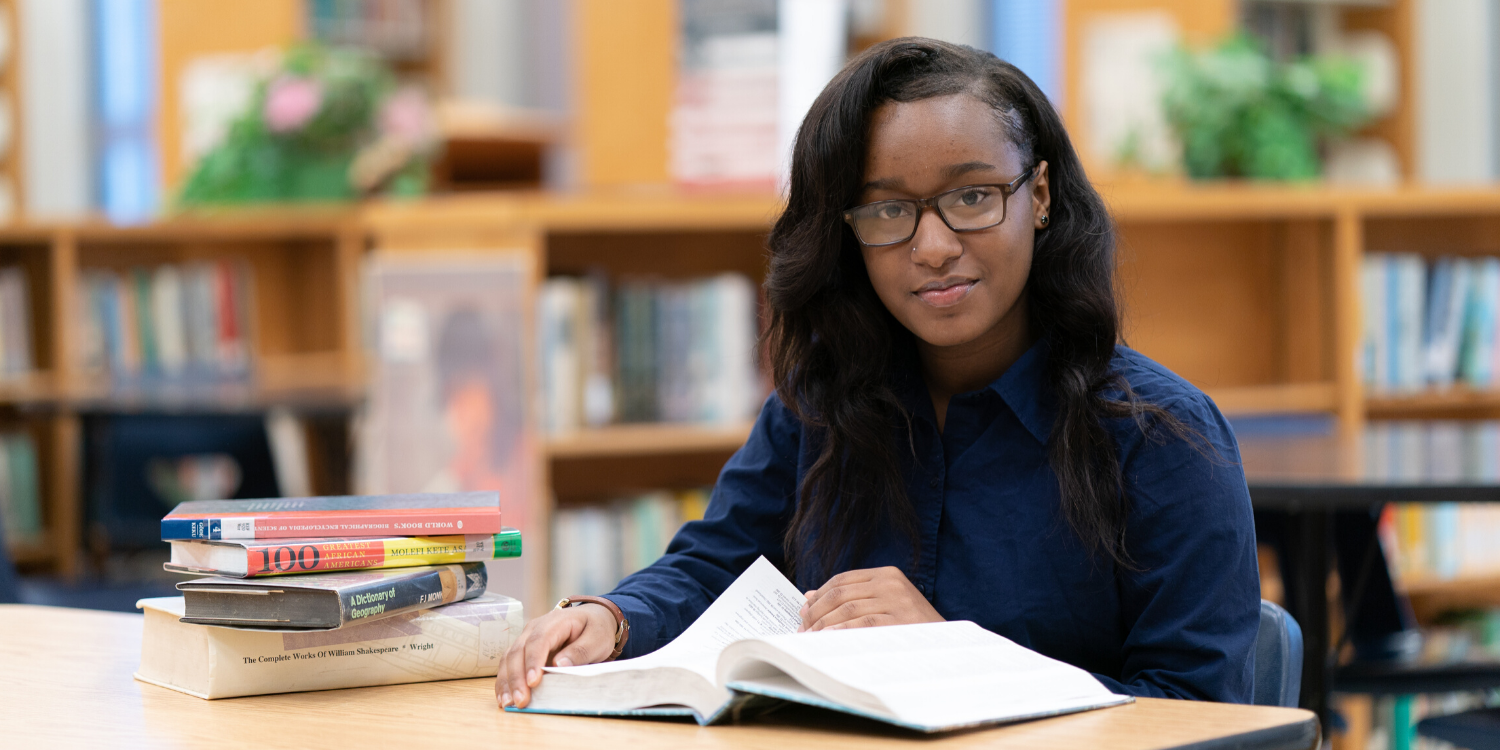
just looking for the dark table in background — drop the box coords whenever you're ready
[1240,420,1500,727]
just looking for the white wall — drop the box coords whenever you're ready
[905,0,987,50]
[19,0,93,219]
[1416,0,1497,184]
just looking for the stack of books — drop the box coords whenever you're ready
[134,491,524,699]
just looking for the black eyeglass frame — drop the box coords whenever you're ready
[842,166,1038,247]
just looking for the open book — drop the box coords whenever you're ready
[514,557,1131,732]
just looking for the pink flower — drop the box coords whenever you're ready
[263,75,322,133]
[379,87,435,147]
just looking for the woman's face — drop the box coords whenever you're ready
[857,93,1049,351]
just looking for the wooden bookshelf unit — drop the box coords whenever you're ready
[0,212,365,576]
[10,184,1500,606]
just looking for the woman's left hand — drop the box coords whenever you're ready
[799,566,945,631]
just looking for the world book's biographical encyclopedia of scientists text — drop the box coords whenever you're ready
[160,491,501,540]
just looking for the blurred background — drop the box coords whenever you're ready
[0,1,1495,747]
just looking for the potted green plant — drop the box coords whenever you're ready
[1159,35,1370,180]
[178,44,438,206]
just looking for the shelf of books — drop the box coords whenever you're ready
[0,213,366,577]
[11,185,1500,611]
[1381,499,1500,623]
[1360,240,1500,419]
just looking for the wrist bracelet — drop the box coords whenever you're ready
[556,595,630,661]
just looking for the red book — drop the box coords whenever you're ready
[215,260,248,370]
[160,492,501,540]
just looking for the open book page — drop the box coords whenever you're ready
[544,556,804,684]
[726,620,1130,729]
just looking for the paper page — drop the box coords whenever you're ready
[750,621,1126,728]
[545,556,804,683]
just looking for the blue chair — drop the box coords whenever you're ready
[1254,599,1304,708]
[0,511,19,604]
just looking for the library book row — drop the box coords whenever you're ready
[1360,253,1500,392]
[142,492,523,700]
[0,431,41,549]
[538,272,764,434]
[1380,502,1500,584]
[77,262,253,383]
[550,488,710,603]
[1358,422,1500,583]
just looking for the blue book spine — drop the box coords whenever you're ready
[1423,258,1450,384]
[160,517,222,540]
[1386,257,1397,386]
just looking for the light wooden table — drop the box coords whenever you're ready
[0,604,1318,749]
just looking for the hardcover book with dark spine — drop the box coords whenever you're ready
[160,491,501,540]
[176,562,487,631]
[164,528,522,578]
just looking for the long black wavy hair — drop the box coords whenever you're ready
[765,38,1186,579]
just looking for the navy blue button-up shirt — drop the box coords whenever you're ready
[603,341,1260,702]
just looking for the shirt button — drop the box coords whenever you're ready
[928,476,941,489]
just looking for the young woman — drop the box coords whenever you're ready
[499,38,1259,708]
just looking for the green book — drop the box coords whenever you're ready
[5,434,42,542]
[133,268,158,373]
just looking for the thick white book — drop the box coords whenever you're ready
[134,592,522,699]
[516,557,1130,732]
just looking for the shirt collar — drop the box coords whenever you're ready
[988,337,1056,446]
[891,337,1057,446]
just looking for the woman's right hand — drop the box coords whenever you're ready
[496,603,618,709]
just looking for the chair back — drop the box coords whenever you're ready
[0,511,19,604]
[1253,599,1303,707]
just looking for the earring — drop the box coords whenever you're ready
[1039,215,1049,226]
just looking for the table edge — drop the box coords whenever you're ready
[1163,715,1320,750]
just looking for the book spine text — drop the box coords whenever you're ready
[161,510,503,540]
[337,562,488,625]
[240,531,522,577]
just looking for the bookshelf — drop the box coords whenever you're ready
[1063,0,1423,183]
[9,185,1500,610]
[364,185,1500,607]
[0,211,364,577]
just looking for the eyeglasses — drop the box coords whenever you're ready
[842,167,1036,247]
